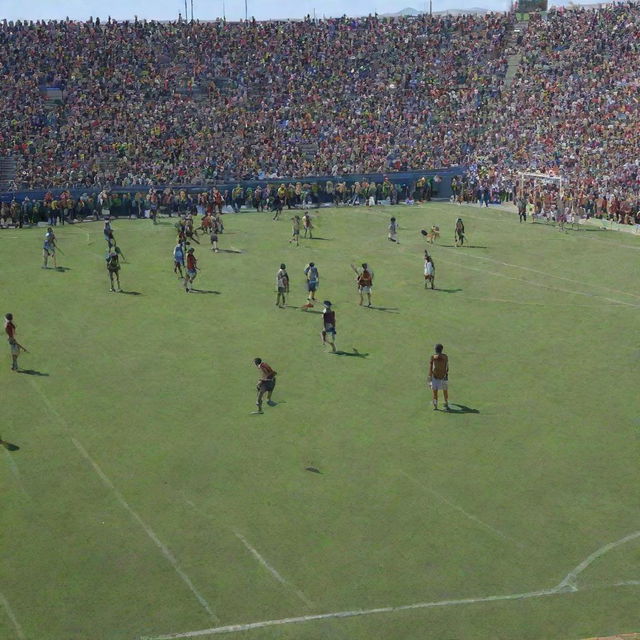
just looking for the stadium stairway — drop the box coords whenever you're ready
[504,21,528,88]
[300,142,319,161]
[0,155,17,191]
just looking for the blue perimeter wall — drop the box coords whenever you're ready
[0,168,463,203]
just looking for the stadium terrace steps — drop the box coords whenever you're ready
[0,155,17,191]
[504,21,527,88]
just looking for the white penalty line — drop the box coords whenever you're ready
[0,591,26,640]
[234,532,313,606]
[70,438,218,622]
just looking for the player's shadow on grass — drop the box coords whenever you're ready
[17,369,49,376]
[192,289,221,294]
[217,249,244,254]
[446,404,479,414]
[1,440,20,452]
[54,266,72,272]
[436,288,463,294]
[302,309,323,314]
[369,306,399,313]
[309,237,331,241]
[335,348,369,358]
[120,290,142,296]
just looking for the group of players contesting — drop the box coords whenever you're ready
[6,211,468,413]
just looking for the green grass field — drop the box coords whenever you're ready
[1,203,639,640]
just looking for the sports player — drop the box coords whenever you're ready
[210,216,220,253]
[253,357,277,413]
[321,301,337,353]
[104,220,115,248]
[276,263,290,308]
[42,227,58,269]
[106,248,122,292]
[289,215,301,246]
[454,218,465,247]
[184,247,198,292]
[5,313,27,371]
[428,343,449,411]
[304,262,319,306]
[173,242,185,278]
[354,263,374,307]
[424,252,435,289]
[388,217,399,243]
[302,212,313,238]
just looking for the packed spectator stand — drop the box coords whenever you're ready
[0,4,639,223]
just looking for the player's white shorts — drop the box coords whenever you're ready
[389,232,397,241]
[359,286,371,294]
[430,378,448,390]
[424,265,435,277]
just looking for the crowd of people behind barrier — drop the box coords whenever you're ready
[1,4,639,218]
[0,176,441,227]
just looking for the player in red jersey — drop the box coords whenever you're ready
[184,247,198,292]
[253,358,277,413]
[5,313,28,371]
[321,301,337,352]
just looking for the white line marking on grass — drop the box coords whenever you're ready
[555,529,640,592]
[141,581,640,639]
[3,448,30,500]
[435,256,640,308]
[29,383,218,622]
[442,249,640,302]
[70,438,218,622]
[181,497,312,607]
[400,471,521,547]
[461,296,615,308]
[234,532,313,606]
[0,591,26,639]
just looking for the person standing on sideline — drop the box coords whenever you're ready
[321,301,337,353]
[276,264,290,308]
[353,263,374,307]
[303,262,319,306]
[253,358,277,413]
[424,252,435,289]
[5,313,27,371]
[428,344,449,411]
[42,227,58,269]
[517,196,527,223]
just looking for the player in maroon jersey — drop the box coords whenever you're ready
[321,301,337,353]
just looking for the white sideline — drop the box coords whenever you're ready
[141,529,640,639]
[29,382,217,623]
[0,591,26,640]
[71,438,218,622]
[399,471,521,546]
[234,532,313,606]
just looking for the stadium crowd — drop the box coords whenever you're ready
[0,13,509,188]
[0,4,639,216]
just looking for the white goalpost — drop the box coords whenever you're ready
[518,171,567,225]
